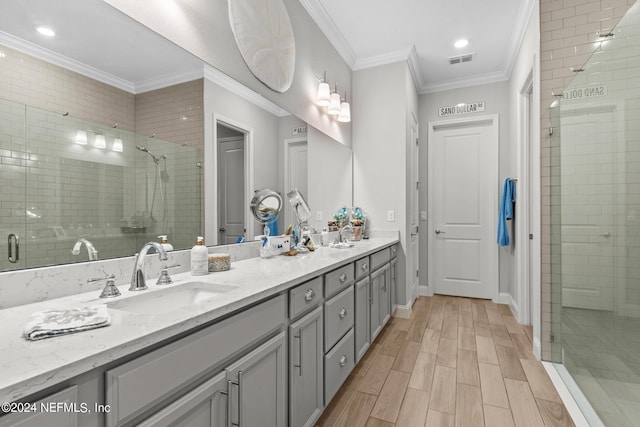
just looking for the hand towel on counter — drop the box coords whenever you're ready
[23,305,110,341]
[497,177,516,246]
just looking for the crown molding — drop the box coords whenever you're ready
[203,65,289,117]
[136,68,204,94]
[298,0,357,68]
[503,0,536,80]
[420,70,508,94]
[406,46,424,93]
[0,30,136,93]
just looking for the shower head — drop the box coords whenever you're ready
[136,146,163,163]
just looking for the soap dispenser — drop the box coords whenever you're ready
[158,235,174,251]
[191,236,209,276]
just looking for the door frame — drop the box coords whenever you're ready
[427,114,499,301]
[283,137,307,228]
[206,114,254,245]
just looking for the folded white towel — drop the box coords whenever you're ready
[23,305,111,341]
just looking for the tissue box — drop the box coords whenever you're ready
[267,235,291,253]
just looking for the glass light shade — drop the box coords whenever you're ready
[327,92,341,115]
[94,134,106,149]
[316,82,331,107]
[338,101,351,122]
[112,138,123,152]
[74,130,88,145]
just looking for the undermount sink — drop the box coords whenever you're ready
[329,242,355,249]
[107,281,238,315]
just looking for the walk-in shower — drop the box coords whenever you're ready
[550,2,640,425]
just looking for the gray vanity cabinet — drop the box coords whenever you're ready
[370,264,391,341]
[0,386,78,427]
[289,306,323,427]
[354,277,370,362]
[137,373,227,427]
[225,331,287,427]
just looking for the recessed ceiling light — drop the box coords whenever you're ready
[36,27,55,37]
[454,39,469,49]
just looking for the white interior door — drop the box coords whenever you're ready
[284,139,307,228]
[429,115,499,299]
[218,136,245,244]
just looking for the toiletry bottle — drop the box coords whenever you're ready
[158,235,174,251]
[321,228,329,246]
[190,236,209,275]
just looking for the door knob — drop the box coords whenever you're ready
[219,227,226,232]
[435,229,445,234]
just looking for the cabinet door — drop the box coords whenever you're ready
[370,270,382,341]
[0,386,78,427]
[355,277,370,362]
[390,259,397,314]
[226,332,287,427]
[289,307,323,427]
[138,372,227,427]
[379,264,391,328]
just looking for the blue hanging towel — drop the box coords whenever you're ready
[497,178,516,246]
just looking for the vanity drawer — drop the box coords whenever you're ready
[289,276,323,319]
[355,256,370,280]
[370,248,391,272]
[324,285,354,351]
[324,328,355,405]
[105,294,286,427]
[324,263,354,298]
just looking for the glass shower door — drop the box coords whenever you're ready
[0,98,27,271]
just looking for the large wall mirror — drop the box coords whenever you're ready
[0,0,353,272]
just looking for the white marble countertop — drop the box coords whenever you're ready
[0,237,398,403]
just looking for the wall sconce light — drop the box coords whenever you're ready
[315,72,351,123]
[112,138,123,152]
[316,71,331,107]
[338,93,351,123]
[94,134,106,149]
[327,84,341,116]
[74,130,88,145]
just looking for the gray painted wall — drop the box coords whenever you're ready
[104,0,352,146]
[418,81,511,294]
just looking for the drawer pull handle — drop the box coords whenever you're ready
[361,263,368,270]
[304,289,315,302]
[339,355,348,367]
[339,273,347,282]
[339,307,347,318]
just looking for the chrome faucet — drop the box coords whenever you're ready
[71,238,98,260]
[338,224,354,243]
[130,242,168,291]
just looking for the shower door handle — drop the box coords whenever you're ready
[8,233,19,263]
[599,232,611,238]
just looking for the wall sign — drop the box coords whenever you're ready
[562,86,607,100]
[292,126,307,136]
[438,101,486,117]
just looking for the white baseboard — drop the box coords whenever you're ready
[394,300,414,318]
[418,285,430,296]
[533,336,541,359]
[496,292,511,305]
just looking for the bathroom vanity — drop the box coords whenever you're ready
[0,237,398,427]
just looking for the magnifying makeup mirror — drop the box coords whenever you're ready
[250,189,283,236]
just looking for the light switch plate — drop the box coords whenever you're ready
[420,211,427,221]
[387,210,395,222]
[316,211,323,221]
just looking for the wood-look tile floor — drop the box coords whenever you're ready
[316,295,575,427]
